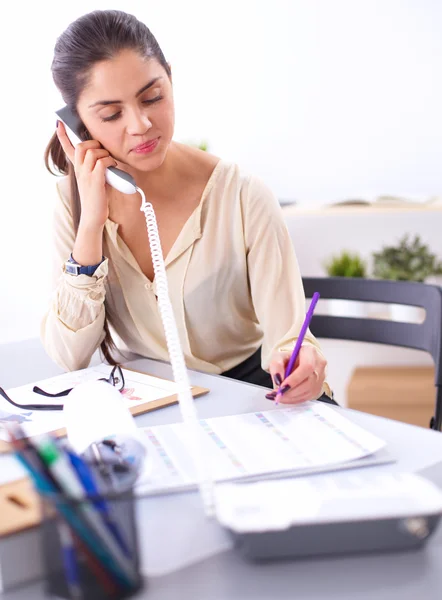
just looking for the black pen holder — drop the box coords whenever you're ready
[40,490,143,599]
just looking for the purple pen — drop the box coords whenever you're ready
[275,292,320,405]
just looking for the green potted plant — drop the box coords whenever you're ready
[324,251,367,317]
[196,141,209,152]
[372,234,442,321]
[372,234,442,282]
[325,251,367,278]
[186,140,209,152]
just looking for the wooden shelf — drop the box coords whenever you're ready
[282,203,442,217]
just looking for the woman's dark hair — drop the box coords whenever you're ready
[44,10,170,364]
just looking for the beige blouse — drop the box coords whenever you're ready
[41,160,327,392]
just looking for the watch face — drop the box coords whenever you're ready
[65,263,80,275]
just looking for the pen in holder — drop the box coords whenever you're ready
[40,488,143,600]
[6,421,145,600]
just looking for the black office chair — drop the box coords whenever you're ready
[302,277,442,431]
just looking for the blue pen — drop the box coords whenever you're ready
[66,449,131,557]
[57,520,82,599]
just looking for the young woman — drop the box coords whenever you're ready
[42,10,334,405]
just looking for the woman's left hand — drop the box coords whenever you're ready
[268,345,327,404]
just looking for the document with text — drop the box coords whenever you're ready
[136,401,388,495]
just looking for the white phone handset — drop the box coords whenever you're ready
[55,105,137,195]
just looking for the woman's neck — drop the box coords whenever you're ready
[131,141,187,201]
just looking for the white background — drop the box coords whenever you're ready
[0,0,441,344]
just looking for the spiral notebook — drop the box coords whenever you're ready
[0,364,208,453]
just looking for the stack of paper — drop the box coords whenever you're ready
[136,401,389,495]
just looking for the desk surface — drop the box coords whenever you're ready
[1,358,442,599]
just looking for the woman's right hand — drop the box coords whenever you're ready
[56,120,117,230]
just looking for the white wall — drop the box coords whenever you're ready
[1,0,442,344]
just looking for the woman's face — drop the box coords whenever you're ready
[76,49,174,173]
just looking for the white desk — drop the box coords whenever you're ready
[1,357,442,599]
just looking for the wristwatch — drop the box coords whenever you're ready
[64,254,105,276]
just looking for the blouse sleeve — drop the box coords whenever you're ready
[244,175,331,397]
[40,178,108,371]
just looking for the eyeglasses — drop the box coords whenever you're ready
[0,365,125,411]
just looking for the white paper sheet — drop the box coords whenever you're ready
[136,401,387,494]
[0,365,178,441]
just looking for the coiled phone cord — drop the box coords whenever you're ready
[138,188,214,516]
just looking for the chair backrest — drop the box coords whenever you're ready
[302,277,442,430]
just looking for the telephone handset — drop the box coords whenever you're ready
[54,105,213,515]
[55,105,137,195]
